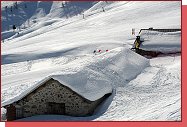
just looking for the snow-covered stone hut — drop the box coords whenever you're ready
[133,28,181,57]
[2,70,112,121]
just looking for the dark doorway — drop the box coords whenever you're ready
[16,106,23,119]
[6,105,16,121]
[47,102,65,115]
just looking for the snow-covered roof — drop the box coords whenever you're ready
[2,47,150,107]
[2,68,113,107]
[139,30,181,53]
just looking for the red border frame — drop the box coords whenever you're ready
[0,0,186,127]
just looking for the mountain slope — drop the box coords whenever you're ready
[1,1,181,121]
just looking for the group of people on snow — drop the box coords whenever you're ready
[93,49,109,55]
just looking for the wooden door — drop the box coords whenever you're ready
[47,102,65,115]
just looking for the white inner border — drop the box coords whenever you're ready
[183,0,187,5]
[0,122,5,127]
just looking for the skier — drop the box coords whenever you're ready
[10,6,13,12]
[13,25,16,31]
[14,2,18,9]
[61,2,65,8]
[102,7,105,12]
[24,4,27,8]
[93,50,96,55]
[134,36,141,49]
[5,6,8,13]
[82,14,85,19]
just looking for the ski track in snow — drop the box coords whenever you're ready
[96,56,181,121]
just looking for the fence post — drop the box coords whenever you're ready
[132,28,135,35]
[102,7,105,12]
[82,14,85,19]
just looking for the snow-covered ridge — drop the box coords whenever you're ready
[1,1,180,41]
[2,47,149,107]
[1,1,95,34]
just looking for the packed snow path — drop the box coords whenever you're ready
[96,56,181,121]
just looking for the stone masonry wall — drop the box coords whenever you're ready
[16,79,103,118]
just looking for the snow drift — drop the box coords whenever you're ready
[2,47,149,106]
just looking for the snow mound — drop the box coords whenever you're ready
[140,30,181,53]
[2,47,149,106]
[88,47,150,87]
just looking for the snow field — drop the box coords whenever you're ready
[2,47,149,105]
[1,1,181,121]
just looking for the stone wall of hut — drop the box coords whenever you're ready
[15,79,103,118]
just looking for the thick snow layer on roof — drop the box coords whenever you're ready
[52,70,112,101]
[1,69,112,106]
[2,70,112,107]
[140,31,181,53]
[1,47,149,107]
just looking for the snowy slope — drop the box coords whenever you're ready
[97,56,181,121]
[1,1,95,41]
[2,1,181,64]
[1,1,181,121]
[15,55,181,121]
[1,1,95,32]
[2,47,149,106]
